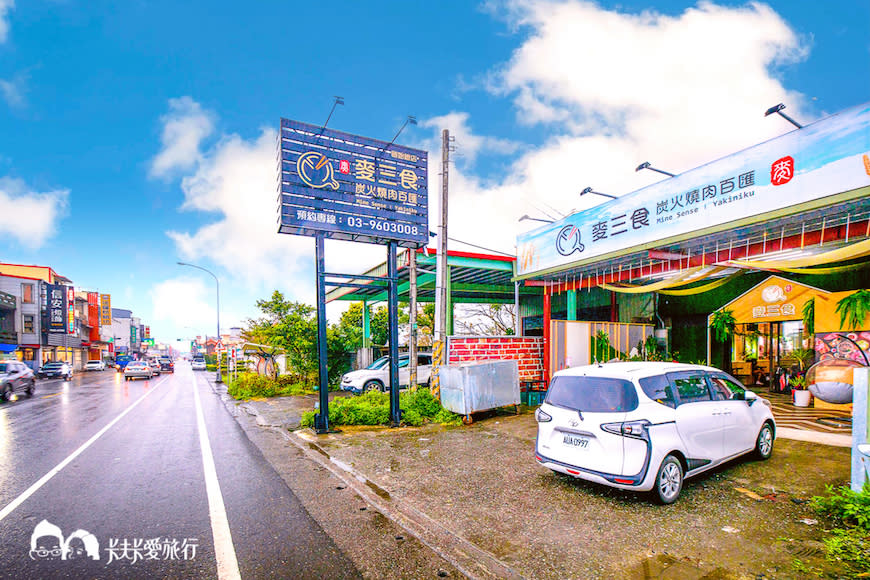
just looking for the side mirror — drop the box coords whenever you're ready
[743,390,758,406]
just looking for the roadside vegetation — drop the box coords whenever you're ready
[807,483,870,576]
[300,388,462,428]
[226,372,317,400]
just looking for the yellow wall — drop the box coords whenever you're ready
[724,276,826,325]
[0,264,56,282]
[816,290,870,333]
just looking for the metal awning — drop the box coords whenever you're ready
[326,248,541,304]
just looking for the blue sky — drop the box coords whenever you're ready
[1,0,868,345]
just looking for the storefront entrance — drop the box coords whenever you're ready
[731,320,809,388]
[714,276,823,388]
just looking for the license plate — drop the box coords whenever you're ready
[562,434,590,449]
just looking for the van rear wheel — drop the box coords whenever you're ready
[653,455,683,504]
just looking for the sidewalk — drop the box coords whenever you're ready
[216,383,854,579]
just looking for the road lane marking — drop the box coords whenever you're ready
[40,393,63,399]
[0,377,167,523]
[192,373,242,580]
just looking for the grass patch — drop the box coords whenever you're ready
[811,483,870,575]
[227,372,316,400]
[300,388,462,428]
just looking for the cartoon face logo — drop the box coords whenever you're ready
[770,156,794,186]
[297,151,340,190]
[555,225,585,256]
[29,520,100,561]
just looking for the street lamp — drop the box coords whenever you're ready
[580,187,617,200]
[635,162,676,178]
[177,261,222,383]
[764,103,803,129]
[518,214,554,224]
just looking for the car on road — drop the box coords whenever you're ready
[191,357,207,371]
[84,360,106,371]
[114,354,133,372]
[37,361,73,380]
[0,361,35,400]
[158,357,174,373]
[534,362,775,504]
[147,358,162,377]
[123,361,154,381]
[340,353,433,393]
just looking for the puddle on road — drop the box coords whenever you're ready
[630,554,735,580]
[366,479,391,500]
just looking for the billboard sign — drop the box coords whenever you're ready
[46,284,66,334]
[100,294,112,326]
[516,102,870,278]
[67,287,76,334]
[145,326,151,339]
[277,118,428,247]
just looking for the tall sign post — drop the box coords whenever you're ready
[277,117,428,433]
[432,129,451,396]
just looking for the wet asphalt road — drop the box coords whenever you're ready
[0,362,361,579]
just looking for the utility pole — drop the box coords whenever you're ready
[409,248,418,390]
[433,129,451,395]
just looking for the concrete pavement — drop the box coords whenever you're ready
[213,379,855,580]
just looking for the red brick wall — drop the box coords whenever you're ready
[447,337,544,382]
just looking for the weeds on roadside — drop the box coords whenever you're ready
[300,388,462,428]
[811,483,870,575]
[227,372,317,400]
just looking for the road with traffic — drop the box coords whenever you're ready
[0,362,361,579]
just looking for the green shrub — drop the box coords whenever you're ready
[227,372,316,400]
[299,388,461,428]
[812,484,870,575]
[813,484,870,530]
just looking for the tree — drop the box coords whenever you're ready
[243,291,318,383]
[454,304,516,336]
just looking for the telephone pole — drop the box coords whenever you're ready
[433,129,452,395]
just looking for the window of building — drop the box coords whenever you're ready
[22,283,34,304]
[23,314,34,334]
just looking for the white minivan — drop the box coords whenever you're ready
[535,362,775,503]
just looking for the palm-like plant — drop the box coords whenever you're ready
[802,298,814,336]
[710,309,736,343]
[835,289,870,330]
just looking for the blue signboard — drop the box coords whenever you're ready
[277,118,428,247]
[46,284,67,334]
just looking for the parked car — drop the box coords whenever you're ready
[0,361,35,400]
[340,353,433,393]
[158,357,174,373]
[534,362,775,504]
[38,361,73,380]
[84,360,106,371]
[123,361,153,381]
[191,357,207,371]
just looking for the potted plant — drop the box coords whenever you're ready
[790,374,812,407]
[710,309,736,343]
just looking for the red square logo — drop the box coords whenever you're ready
[338,160,350,174]
[771,155,794,186]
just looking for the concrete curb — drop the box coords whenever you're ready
[208,379,524,580]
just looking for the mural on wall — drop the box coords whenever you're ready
[816,331,870,364]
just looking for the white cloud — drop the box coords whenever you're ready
[426,0,811,255]
[0,75,24,107]
[150,277,217,332]
[0,177,68,249]
[0,0,13,44]
[149,96,215,178]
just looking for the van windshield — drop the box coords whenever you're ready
[546,376,638,413]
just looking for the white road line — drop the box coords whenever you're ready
[191,372,242,580]
[0,376,167,523]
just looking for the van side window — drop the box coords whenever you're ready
[638,374,676,408]
[708,374,746,400]
[669,373,713,404]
